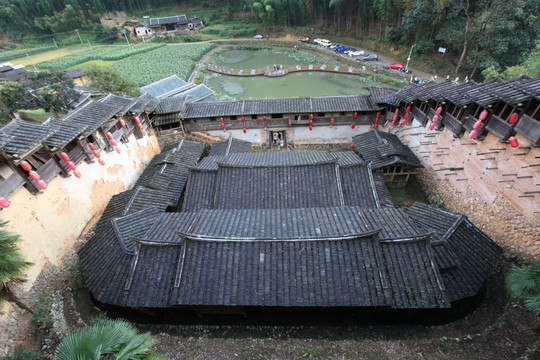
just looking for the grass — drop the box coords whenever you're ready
[69,59,116,70]
[9,46,91,67]
[18,109,55,123]
[30,295,53,328]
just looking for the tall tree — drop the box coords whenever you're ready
[84,64,140,97]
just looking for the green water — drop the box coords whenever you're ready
[205,49,394,99]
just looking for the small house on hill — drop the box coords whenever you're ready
[149,14,204,34]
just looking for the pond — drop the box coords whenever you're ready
[205,49,396,100]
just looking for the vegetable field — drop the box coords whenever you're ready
[0,45,57,62]
[112,43,216,85]
[38,44,165,69]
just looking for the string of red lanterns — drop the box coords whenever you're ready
[89,143,105,166]
[60,152,81,178]
[20,160,47,190]
[352,112,357,129]
[373,112,380,129]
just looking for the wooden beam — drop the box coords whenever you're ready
[0,148,40,194]
[42,142,69,177]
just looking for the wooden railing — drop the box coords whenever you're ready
[207,63,374,78]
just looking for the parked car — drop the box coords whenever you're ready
[253,35,263,39]
[348,50,365,56]
[314,38,331,46]
[299,36,310,42]
[362,53,378,61]
[337,47,352,53]
[344,48,356,55]
[330,44,342,50]
[388,62,405,70]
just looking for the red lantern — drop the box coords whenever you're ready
[401,119,407,126]
[406,106,411,113]
[393,114,398,122]
[263,116,266,122]
[137,123,144,130]
[220,117,224,123]
[60,152,70,162]
[508,113,518,125]
[111,139,118,146]
[73,170,81,178]
[394,109,399,115]
[0,197,10,208]
[430,123,436,131]
[403,113,409,120]
[354,112,358,118]
[436,107,443,115]
[67,161,76,170]
[508,136,519,148]
[469,130,477,139]
[309,119,313,126]
[330,118,335,127]
[350,144,354,150]
[374,118,379,124]
[220,123,225,129]
[373,123,378,129]
[288,120,292,127]
[115,147,121,154]
[309,125,313,131]
[119,119,126,127]
[98,159,105,166]
[432,115,438,123]
[93,151,101,158]
[88,143,96,151]
[479,110,488,121]
[376,112,380,119]
[242,116,245,122]
[141,130,146,136]
[243,128,246,134]
[106,132,113,140]
[29,171,40,181]
[351,123,356,129]
[134,117,141,124]
[473,120,483,130]
[310,114,314,120]
[20,161,32,172]
[37,180,47,190]
[391,121,396,127]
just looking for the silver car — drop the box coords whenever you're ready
[362,53,378,61]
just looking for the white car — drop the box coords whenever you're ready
[348,50,365,57]
[253,35,263,39]
[314,39,331,46]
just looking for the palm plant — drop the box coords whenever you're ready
[506,258,540,314]
[54,318,157,360]
[0,220,33,313]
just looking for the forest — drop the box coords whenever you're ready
[0,0,539,76]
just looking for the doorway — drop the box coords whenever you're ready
[270,130,287,150]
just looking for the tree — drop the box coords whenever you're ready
[506,258,540,314]
[54,318,158,360]
[0,82,25,121]
[0,221,33,314]
[29,69,79,116]
[84,64,140,97]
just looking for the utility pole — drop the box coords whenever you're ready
[87,40,93,50]
[405,44,416,73]
[141,35,145,44]
[123,29,131,47]
[25,53,37,71]
[52,38,58,49]
[75,29,83,44]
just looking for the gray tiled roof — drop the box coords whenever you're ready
[0,119,55,156]
[208,137,251,157]
[340,163,380,208]
[140,75,188,99]
[352,130,423,170]
[129,93,160,114]
[181,95,378,118]
[149,15,187,26]
[220,151,336,167]
[367,87,399,105]
[98,94,138,115]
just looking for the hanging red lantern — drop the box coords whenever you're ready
[106,132,113,140]
[134,117,141,124]
[393,114,398,122]
[508,113,518,125]
[137,123,144,130]
[310,113,314,120]
[391,120,396,127]
[376,112,380,119]
[115,147,121,154]
[432,115,438,123]
[20,161,32,172]
[98,159,105,166]
[0,197,10,208]
[221,123,225,129]
[67,161,76,170]
[119,119,126,127]
[88,143,96,151]
[351,122,356,129]
[141,130,146,136]
[374,117,379,124]
[111,139,118,146]
[263,116,267,122]
[73,170,81,178]
[309,125,313,131]
[350,144,354,150]
[394,109,399,115]
[330,118,335,127]
[243,128,246,134]
[354,112,358,118]
[220,117,224,123]
[473,120,483,130]
[288,120,292,127]
[436,107,443,115]
[508,136,519,148]
[469,130,477,139]
[479,110,489,121]
[373,123,378,129]
[406,106,411,113]
[430,123,436,131]
[403,113,409,120]
[401,119,407,126]
[60,152,70,162]
[93,151,101,158]
[309,119,313,126]
[29,171,40,181]
[37,179,47,190]
[242,116,245,122]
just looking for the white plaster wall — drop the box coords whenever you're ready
[1,133,161,288]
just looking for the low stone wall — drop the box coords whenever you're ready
[386,120,539,258]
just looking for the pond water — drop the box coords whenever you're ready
[205,49,394,100]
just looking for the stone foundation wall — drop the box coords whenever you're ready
[386,121,539,258]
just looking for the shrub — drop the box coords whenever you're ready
[506,258,540,314]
